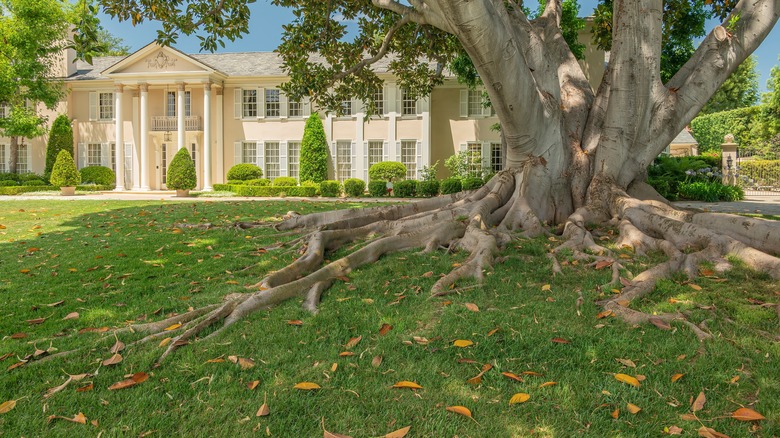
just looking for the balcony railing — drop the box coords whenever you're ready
[151,116,202,131]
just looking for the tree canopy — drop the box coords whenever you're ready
[700,55,759,114]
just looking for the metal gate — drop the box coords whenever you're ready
[736,149,780,196]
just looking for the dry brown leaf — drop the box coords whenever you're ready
[372,355,383,368]
[345,336,362,349]
[539,381,557,388]
[247,380,260,390]
[611,408,619,419]
[667,425,683,435]
[649,317,672,331]
[697,426,730,438]
[522,371,544,376]
[63,312,79,320]
[239,358,255,370]
[256,402,270,417]
[730,375,740,384]
[10,332,27,339]
[378,323,393,336]
[453,339,474,348]
[627,403,642,414]
[680,413,698,421]
[287,320,303,326]
[339,351,355,357]
[110,340,125,354]
[102,353,123,366]
[331,363,338,372]
[486,327,500,336]
[541,284,551,291]
[614,373,640,387]
[551,337,571,344]
[509,393,530,404]
[164,323,182,331]
[466,375,482,385]
[671,373,685,382]
[159,337,172,347]
[76,383,93,393]
[445,405,473,419]
[731,407,765,421]
[464,303,479,312]
[206,357,225,363]
[501,372,524,382]
[595,260,613,270]
[596,310,614,319]
[392,381,422,389]
[0,399,17,414]
[689,284,703,291]
[26,317,47,325]
[383,425,411,438]
[293,382,321,390]
[692,391,706,412]
[422,271,434,277]
[47,412,87,425]
[108,372,148,390]
[7,361,25,371]
[616,358,636,368]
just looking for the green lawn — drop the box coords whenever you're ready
[0,200,778,437]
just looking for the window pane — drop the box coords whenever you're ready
[288,99,302,117]
[336,141,352,181]
[242,142,257,164]
[368,141,383,170]
[265,142,280,180]
[468,90,482,116]
[401,89,416,116]
[87,143,102,167]
[373,88,384,115]
[242,90,257,118]
[167,92,176,117]
[491,143,503,172]
[161,143,167,184]
[401,140,417,179]
[341,100,352,116]
[99,92,114,120]
[185,91,191,117]
[265,89,280,117]
[288,141,300,179]
[17,144,28,174]
[467,142,482,176]
[0,146,5,173]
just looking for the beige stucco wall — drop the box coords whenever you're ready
[577,19,606,91]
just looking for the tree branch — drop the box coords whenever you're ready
[332,14,413,82]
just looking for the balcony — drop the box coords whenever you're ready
[151,116,202,131]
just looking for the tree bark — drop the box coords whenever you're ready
[9,136,19,174]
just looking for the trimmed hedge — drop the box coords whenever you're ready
[462,177,484,191]
[231,185,317,197]
[690,106,761,152]
[227,163,263,181]
[417,180,440,197]
[81,166,116,186]
[0,185,52,195]
[213,184,231,191]
[319,180,341,197]
[368,180,388,197]
[393,180,417,197]
[77,185,114,192]
[369,161,406,182]
[343,178,366,197]
[273,177,298,187]
[245,178,271,186]
[441,178,462,194]
[167,148,197,190]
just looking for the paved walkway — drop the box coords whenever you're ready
[1,191,778,215]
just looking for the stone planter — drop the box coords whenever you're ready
[176,189,190,197]
[60,186,76,196]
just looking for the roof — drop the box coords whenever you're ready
[671,129,698,145]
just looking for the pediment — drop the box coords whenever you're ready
[102,43,219,76]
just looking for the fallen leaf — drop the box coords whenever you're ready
[110,340,125,354]
[697,425,730,438]
[522,371,544,376]
[671,373,685,382]
[47,412,87,425]
[10,332,27,339]
[372,356,383,368]
[501,372,524,382]
[26,317,47,325]
[509,393,530,404]
[345,336,362,349]
[76,383,93,393]
[287,320,303,326]
[614,373,640,387]
[453,339,473,348]
[293,382,321,390]
[611,408,619,419]
[730,375,740,384]
[487,327,500,336]
[466,375,482,385]
[595,261,613,270]
[539,381,557,388]
[256,394,270,417]
[108,372,148,390]
[392,381,422,390]
[378,323,393,336]
[551,337,571,344]
[0,399,17,414]
[649,317,672,331]
[383,425,411,438]
[159,337,172,347]
[732,407,765,421]
[78,327,109,334]
[596,310,614,319]
[247,380,260,390]
[667,425,683,435]
[164,323,182,331]
[689,284,703,291]
[422,271,433,277]
[627,403,642,414]
[206,357,225,363]
[102,354,123,366]
[238,358,255,370]
[445,405,473,419]
[47,300,65,307]
[616,358,636,368]
[339,351,355,357]
[680,413,698,421]
[464,303,479,312]
[692,391,706,412]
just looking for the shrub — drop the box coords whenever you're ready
[678,181,744,202]
[300,180,320,195]
[80,166,116,186]
[417,179,440,197]
[393,180,417,197]
[227,180,246,185]
[245,178,271,186]
[0,172,18,182]
[0,180,17,187]
[647,156,720,200]
[300,113,329,183]
[45,115,74,179]
[230,185,317,197]
[23,179,47,186]
[19,172,46,182]
[690,106,762,152]
[227,163,263,181]
[272,176,297,186]
[212,183,232,191]
[50,150,81,187]
[368,180,388,197]
[167,148,197,190]
[369,161,407,182]
[343,178,366,197]
[319,180,341,197]
[462,177,484,191]
[441,178,462,194]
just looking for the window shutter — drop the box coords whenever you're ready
[459,143,467,153]
[382,141,389,162]
[481,141,491,173]
[124,143,133,188]
[353,98,362,115]
[25,144,32,172]
[416,140,423,179]
[350,141,356,178]
[279,141,288,177]
[302,97,311,117]
[395,141,401,162]
[482,94,492,117]
[101,143,111,167]
[89,92,98,121]
[363,141,369,181]
[330,141,337,178]
[382,85,390,116]
[396,89,403,116]
[256,141,264,169]
[280,92,288,119]
[234,89,242,119]
[416,97,423,115]
[257,87,265,119]
[459,90,468,118]
[77,143,86,169]
[234,141,242,165]
[1,144,7,171]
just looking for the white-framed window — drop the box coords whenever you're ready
[340,100,353,117]
[368,141,383,171]
[242,89,258,118]
[265,141,280,180]
[401,88,417,116]
[185,91,191,116]
[372,88,384,115]
[467,142,482,175]
[400,140,417,179]
[87,143,102,167]
[161,143,168,185]
[288,99,302,118]
[336,140,352,181]
[191,143,197,169]
[0,145,6,172]
[99,92,114,120]
[491,142,503,172]
[242,141,257,164]
[288,141,300,179]
[17,144,29,174]
[265,89,280,117]
[166,92,176,117]
[0,102,8,119]
[468,90,483,117]
[110,143,116,171]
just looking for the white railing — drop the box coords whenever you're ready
[151,116,202,131]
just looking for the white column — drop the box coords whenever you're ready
[140,83,150,190]
[177,82,186,150]
[131,90,140,190]
[355,109,365,182]
[422,101,431,168]
[216,87,224,183]
[203,83,213,191]
[114,84,125,191]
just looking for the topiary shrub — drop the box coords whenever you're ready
[440,178,462,194]
[50,150,81,187]
[319,180,341,197]
[272,176,298,186]
[369,161,407,182]
[300,113,329,183]
[80,166,116,186]
[417,179,440,197]
[245,178,271,186]
[45,115,74,180]
[462,177,484,191]
[368,180,388,197]
[343,178,366,197]
[23,179,47,186]
[300,180,320,195]
[227,163,263,181]
[167,148,197,191]
[393,180,417,197]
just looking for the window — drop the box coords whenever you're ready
[99,92,114,120]
[185,91,191,116]
[340,100,352,117]
[368,141,383,171]
[467,142,482,176]
[467,90,483,117]
[191,143,197,169]
[167,91,192,117]
[242,89,257,118]
[265,89,280,117]
[372,88,384,115]
[288,141,300,179]
[400,140,417,179]
[491,143,503,172]
[242,141,257,164]
[87,143,102,167]
[336,141,352,181]
[401,88,417,116]
[0,103,8,119]
[265,142,280,180]
[161,143,168,185]
[288,99,302,118]
[110,143,116,172]
[17,144,29,174]
[0,145,5,173]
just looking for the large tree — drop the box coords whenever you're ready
[86,0,780,363]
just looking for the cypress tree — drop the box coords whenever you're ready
[299,113,329,183]
[45,115,73,179]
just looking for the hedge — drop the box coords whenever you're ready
[231,185,317,197]
[77,185,114,192]
[213,184,232,191]
[80,166,116,186]
[368,180,388,197]
[0,185,52,195]
[319,180,341,197]
[690,106,762,152]
[393,180,417,197]
[227,163,263,181]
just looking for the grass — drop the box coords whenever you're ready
[0,200,778,437]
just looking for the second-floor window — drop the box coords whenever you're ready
[0,103,8,119]
[288,99,302,117]
[372,88,384,115]
[167,91,191,117]
[99,92,114,120]
[401,89,417,116]
[265,89,280,117]
[242,89,257,118]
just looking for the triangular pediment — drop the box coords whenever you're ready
[102,43,220,76]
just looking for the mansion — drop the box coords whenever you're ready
[1,33,604,190]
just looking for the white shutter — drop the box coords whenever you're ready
[382,85,390,116]
[396,88,403,116]
[279,141,288,177]
[459,143,467,153]
[257,87,265,119]
[1,144,7,171]
[353,97,362,115]
[482,142,491,174]
[77,143,86,169]
[416,140,423,179]
[416,97,423,115]
[256,141,264,170]
[234,89,242,119]
[234,141,242,165]
[26,144,32,173]
[382,141,389,162]
[101,143,111,167]
[124,143,133,188]
[280,92,288,119]
[386,85,397,113]
[363,141,369,181]
[89,92,98,121]
[459,90,468,118]
[350,141,356,178]
[395,141,401,162]
[330,141,337,178]
[302,97,311,117]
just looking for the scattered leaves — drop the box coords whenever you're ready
[697,426,730,438]
[692,391,706,412]
[627,403,642,414]
[732,407,765,421]
[0,399,17,414]
[464,303,479,312]
[614,374,640,387]
[47,412,87,425]
[345,336,362,349]
[509,393,530,404]
[383,426,411,438]
[378,323,393,336]
[671,373,685,382]
[238,358,255,370]
[501,372,524,382]
[108,372,149,390]
[102,354,123,366]
[62,312,79,321]
[453,339,473,348]
[392,381,422,390]
[445,405,473,419]
[256,394,270,417]
[293,382,321,390]
[247,380,260,390]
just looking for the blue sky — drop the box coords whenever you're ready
[99,0,780,93]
